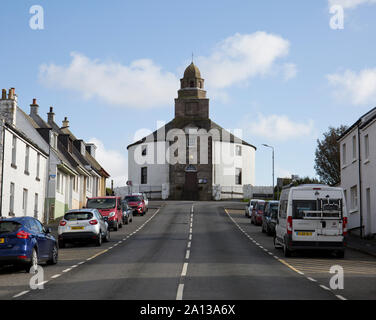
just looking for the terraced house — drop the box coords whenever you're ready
[0,87,109,223]
[28,101,109,221]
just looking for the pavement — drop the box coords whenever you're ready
[0,201,375,300]
[347,234,376,258]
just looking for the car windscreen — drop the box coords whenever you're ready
[257,203,265,211]
[64,212,94,221]
[125,196,142,202]
[87,198,116,209]
[0,221,21,234]
[292,200,317,219]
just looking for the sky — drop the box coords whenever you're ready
[1,0,376,187]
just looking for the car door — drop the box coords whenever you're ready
[30,219,49,259]
[95,210,106,234]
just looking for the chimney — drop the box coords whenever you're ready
[8,88,15,100]
[62,116,69,128]
[1,89,6,100]
[30,98,39,115]
[47,106,55,124]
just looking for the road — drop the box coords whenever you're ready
[1,201,375,300]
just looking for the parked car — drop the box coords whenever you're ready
[86,196,123,231]
[262,200,279,236]
[0,217,58,271]
[251,200,266,226]
[245,199,260,218]
[121,200,133,225]
[58,209,110,248]
[124,194,147,216]
[274,184,347,258]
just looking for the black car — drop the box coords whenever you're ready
[0,217,58,271]
[261,201,279,236]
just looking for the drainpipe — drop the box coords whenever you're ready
[358,126,363,238]
[0,122,5,216]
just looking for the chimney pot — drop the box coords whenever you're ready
[62,117,69,128]
[30,98,39,115]
[8,88,14,100]
[1,89,6,100]
[47,106,55,123]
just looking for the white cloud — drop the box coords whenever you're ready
[282,63,298,81]
[248,113,314,141]
[196,32,294,89]
[88,138,128,188]
[39,53,178,109]
[328,0,376,9]
[327,68,376,105]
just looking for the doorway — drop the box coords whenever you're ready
[183,171,198,200]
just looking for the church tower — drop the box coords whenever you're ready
[175,62,209,119]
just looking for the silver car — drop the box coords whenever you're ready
[58,209,110,248]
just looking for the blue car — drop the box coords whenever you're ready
[0,217,58,271]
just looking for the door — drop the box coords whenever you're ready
[183,172,198,200]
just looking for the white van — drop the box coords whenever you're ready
[274,184,348,258]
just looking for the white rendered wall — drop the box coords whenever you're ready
[1,129,47,220]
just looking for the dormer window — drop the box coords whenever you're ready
[50,132,58,149]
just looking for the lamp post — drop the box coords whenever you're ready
[262,144,274,200]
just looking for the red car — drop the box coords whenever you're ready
[86,196,123,231]
[124,194,146,216]
[251,200,266,226]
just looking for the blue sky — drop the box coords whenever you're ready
[1,0,376,186]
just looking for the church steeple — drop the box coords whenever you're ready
[178,62,206,99]
[175,62,209,119]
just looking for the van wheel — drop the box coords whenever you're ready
[283,243,292,257]
[336,250,345,258]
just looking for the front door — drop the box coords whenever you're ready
[183,172,198,200]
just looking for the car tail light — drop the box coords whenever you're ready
[89,220,98,225]
[59,220,67,226]
[342,217,348,236]
[18,255,27,259]
[287,216,293,235]
[16,230,31,239]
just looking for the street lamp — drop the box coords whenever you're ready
[262,144,274,200]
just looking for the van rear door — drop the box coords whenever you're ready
[291,189,344,243]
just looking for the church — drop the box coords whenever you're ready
[127,62,256,200]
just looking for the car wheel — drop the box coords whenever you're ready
[47,244,58,265]
[25,248,38,272]
[124,216,129,225]
[119,220,123,228]
[58,240,65,249]
[96,232,102,246]
[104,229,110,242]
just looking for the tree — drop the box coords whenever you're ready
[314,125,348,186]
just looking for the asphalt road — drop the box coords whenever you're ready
[1,201,375,300]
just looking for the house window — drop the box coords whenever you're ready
[235,145,242,156]
[350,185,358,211]
[22,189,28,216]
[344,189,347,207]
[188,135,196,147]
[87,176,91,192]
[9,183,15,215]
[34,193,38,218]
[364,134,369,160]
[352,135,357,160]
[235,168,242,185]
[36,154,40,179]
[342,143,346,166]
[25,146,30,174]
[142,145,147,156]
[141,167,147,184]
[11,135,17,166]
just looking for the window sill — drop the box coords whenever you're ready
[35,177,40,182]
[349,209,358,214]
[363,159,370,165]
[341,164,347,170]
[8,212,15,217]
[11,163,17,169]
[24,171,30,176]
[352,158,357,164]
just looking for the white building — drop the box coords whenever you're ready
[127,63,256,200]
[0,89,48,221]
[339,107,376,237]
